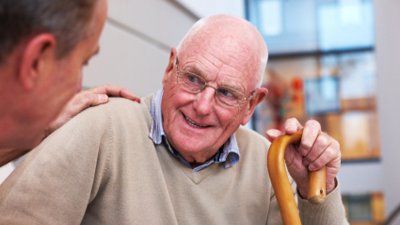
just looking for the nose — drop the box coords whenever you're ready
[193,87,215,116]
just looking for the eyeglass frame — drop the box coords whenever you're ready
[173,57,257,109]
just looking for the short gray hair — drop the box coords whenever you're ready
[0,0,97,64]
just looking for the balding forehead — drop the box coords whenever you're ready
[177,14,268,87]
[180,15,265,50]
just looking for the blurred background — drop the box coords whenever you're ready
[1,0,400,224]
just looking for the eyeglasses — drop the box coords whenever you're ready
[174,57,255,108]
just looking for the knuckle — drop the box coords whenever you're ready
[284,117,295,125]
[317,133,330,147]
[306,119,321,130]
[333,139,340,149]
[326,147,337,160]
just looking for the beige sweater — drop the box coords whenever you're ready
[0,97,348,225]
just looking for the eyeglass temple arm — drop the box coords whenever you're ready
[267,130,327,225]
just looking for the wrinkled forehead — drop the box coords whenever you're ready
[178,33,261,87]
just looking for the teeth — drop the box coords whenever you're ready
[184,115,206,128]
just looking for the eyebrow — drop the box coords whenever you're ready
[184,66,246,94]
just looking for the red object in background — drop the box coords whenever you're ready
[291,76,304,104]
[291,76,304,91]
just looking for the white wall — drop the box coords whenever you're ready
[83,0,197,96]
[375,0,400,217]
[177,0,244,18]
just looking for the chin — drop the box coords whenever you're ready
[170,137,197,151]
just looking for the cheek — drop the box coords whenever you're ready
[164,83,192,108]
[217,109,245,130]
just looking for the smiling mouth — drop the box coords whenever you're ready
[183,113,209,129]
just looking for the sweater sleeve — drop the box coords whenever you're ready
[266,179,349,225]
[299,183,349,225]
[0,105,114,225]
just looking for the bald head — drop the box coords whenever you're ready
[176,14,268,87]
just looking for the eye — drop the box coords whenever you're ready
[217,88,238,99]
[185,73,204,86]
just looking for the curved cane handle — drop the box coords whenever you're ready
[267,130,327,225]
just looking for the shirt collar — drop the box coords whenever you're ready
[149,89,165,144]
[149,89,240,170]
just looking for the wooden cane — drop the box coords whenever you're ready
[267,130,327,225]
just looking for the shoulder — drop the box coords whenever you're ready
[62,97,151,135]
[79,97,151,124]
[33,97,151,161]
[235,126,271,151]
[234,126,271,167]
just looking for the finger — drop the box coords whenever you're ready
[91,85,119,95]
[92,85,140,103]
[311,152,341,193]
[303,132,331,165]
[72,92,108,115]
[283,117,303,134]
[308,148,340,193]
[120,89,141,103]
[298,120,321,157]
[265,129,282,142]
[308,140,340,171]
[326,158,341,192]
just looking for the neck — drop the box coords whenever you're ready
[0,75,35,149]
[179,146,220,165]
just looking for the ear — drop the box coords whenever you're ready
[162,48,177,84]
[241,87,268,125]
[18,34,57,90]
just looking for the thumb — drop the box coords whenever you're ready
[265,129,282,142]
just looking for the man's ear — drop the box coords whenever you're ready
[162,48,177,84]
[241,87,268,125]
[18,34,57,90]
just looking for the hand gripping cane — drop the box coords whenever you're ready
[267,130,327,225]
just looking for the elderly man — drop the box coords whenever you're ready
[0,0,139,165]
[0,15,348,225]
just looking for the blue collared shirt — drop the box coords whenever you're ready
[149,90,240,172]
